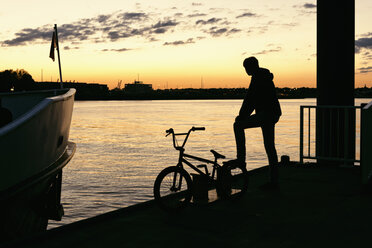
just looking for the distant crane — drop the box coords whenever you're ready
[117,80,122,89]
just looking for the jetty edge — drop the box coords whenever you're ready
[3,163,372,248]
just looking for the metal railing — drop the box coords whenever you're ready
[300,105,362,165]
[361,102,372,184]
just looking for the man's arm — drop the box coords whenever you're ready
[239,93,254,117]
[237,83,255,120]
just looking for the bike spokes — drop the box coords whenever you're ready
[154,167,192,212]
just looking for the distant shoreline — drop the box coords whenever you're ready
[70,87,372,101]
[74,96,311,101]
[4,81,372,100]
[74,97,372,101]
[69,87,320,100]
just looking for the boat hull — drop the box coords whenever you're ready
[0,89,75,191]
[0,89,76,241]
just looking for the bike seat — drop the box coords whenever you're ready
[210,149,225,159]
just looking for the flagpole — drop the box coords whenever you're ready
[54,24,63,89]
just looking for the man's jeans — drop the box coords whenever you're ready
[234,112,280,182]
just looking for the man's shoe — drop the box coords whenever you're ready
[223,159,246,170]
[259,182,279,191]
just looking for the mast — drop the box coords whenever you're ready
[54,24,63,89]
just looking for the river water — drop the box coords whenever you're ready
[48,98,370,228]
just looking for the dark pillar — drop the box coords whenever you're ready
[316,1,355,164]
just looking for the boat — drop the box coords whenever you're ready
[0,88,76,241]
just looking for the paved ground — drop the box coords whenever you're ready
[3,165,372,248]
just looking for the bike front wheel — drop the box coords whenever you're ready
[153,166,192,212]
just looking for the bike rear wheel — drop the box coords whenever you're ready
[229,166,249,198]
[216,166,249,199]
[153,166,192,212]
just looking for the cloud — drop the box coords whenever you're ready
[64,46,79,50]
[355,34,372,53]
[252,46,282,55]
[1,7,256,47]
[152,28,167,34]
[205,27,241,37]
[1,11,178,46]
[359,66,372,74]
[281,22,298,28]
[361,51,372,60]
[95,15,109,23]
[261,20,298,30]
[150,20,178,35]
[122,12,147,20]
[360,32,372,38]
[187,13,207,18]
[153,20,178,28]
[294,3,316,9]
[249,25,268,34]
[163,38,195,46]
[236,12,257,18]
[208,27,227,37]
[2,26,52,46]
[209,8,226,13]
[192,15,242,37]
[294,3,316,14]
[102,48,132,52]
[303,3,316,8]
[229,28,241,34]
[196,18,222,25]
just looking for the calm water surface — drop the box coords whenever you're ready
[48,98,370,228]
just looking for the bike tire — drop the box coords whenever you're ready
[153,166,192,212]
[229,166,249,199]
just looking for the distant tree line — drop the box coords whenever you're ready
[1,69,372,100]
[110,87,319,100]
[0,69,36,92]
[64,86,372,100]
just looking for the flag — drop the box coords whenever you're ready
[49,31,56,61]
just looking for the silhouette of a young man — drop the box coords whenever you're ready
[227,57,281,188]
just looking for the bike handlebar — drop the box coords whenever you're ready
[165,126,205,148]
[192,127,205,131]
[165,126,205,134]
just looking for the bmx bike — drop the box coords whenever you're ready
[153,126,249,211]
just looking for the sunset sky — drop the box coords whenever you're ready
[0,0,371,89]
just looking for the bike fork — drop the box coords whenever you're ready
[171,165,183,192]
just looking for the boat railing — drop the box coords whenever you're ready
[300,105,364,166]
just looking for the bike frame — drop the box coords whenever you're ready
[179,151,219,181]
[167,127,221,182]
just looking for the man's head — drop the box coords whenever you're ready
[243,57,259,76]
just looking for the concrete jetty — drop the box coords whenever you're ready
[3,164,372,248]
